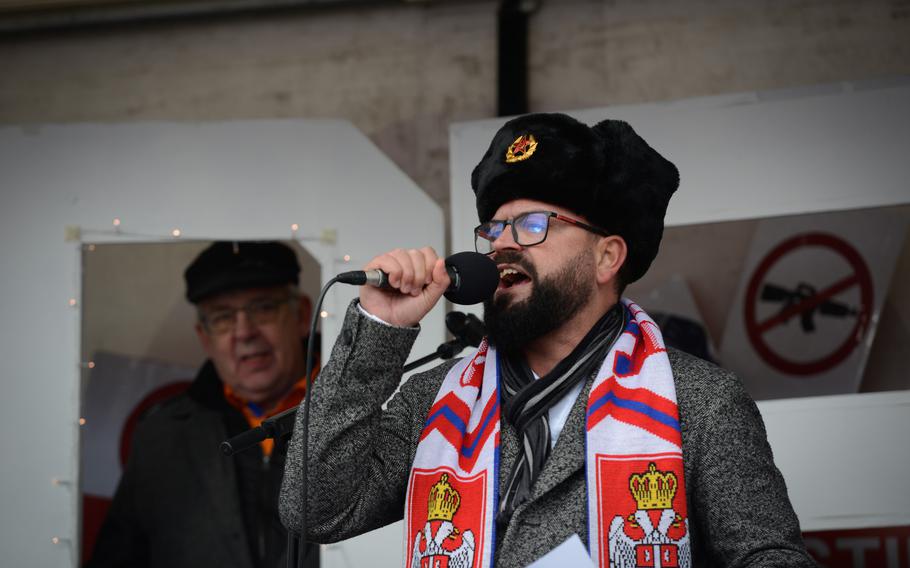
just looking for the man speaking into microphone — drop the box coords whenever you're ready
[280,113,816,567]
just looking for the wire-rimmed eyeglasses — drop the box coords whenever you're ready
[200,296,295,334]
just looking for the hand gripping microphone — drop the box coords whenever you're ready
[337,251,499,305]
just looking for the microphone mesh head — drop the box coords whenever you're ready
[444,251,499,305]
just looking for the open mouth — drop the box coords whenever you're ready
[499,267,531,289]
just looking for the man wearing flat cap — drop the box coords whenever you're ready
[280,114,816,567]
[88,241,318,568]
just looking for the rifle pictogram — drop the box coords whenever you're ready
[760,282,858,333]
[744,232,873,376]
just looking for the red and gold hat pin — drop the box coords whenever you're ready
[505,134,538,163]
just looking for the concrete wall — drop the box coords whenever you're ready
[0,1,499,211]
[529,0,910,111]
[2,0,910,212]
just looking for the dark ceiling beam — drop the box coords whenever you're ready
[496,0,536,117]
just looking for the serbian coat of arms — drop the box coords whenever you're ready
[598,458,691,568]
[408,471,485,568]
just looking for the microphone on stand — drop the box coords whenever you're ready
[445,311,486,347]
[336,251,499,305]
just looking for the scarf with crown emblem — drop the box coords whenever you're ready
[403,300,691,568]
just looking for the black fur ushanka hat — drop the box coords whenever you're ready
[471,112,679,284]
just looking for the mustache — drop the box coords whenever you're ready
[491,251,536,278]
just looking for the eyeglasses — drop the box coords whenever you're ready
[474,210,609,254]
[200,297,294,335]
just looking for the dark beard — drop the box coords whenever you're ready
[483,249,594,356]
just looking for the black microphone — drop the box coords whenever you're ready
[337,251,499,305]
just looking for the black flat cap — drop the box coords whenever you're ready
[471,112,679,284]
[184,241,300,303]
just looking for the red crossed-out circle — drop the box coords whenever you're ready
[744,232,873,376]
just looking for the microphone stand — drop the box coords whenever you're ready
[220,335,472,457]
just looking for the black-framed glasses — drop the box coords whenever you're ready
[200,297,295,335]
[474,210,609,254]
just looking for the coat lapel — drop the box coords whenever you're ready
[528,377,593,501]
[498,410,521,496]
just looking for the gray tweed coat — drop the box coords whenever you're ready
[280,302,816,567]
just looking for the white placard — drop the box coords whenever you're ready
[720,209,907,400]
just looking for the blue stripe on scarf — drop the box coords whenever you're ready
[461,399,499,458]
[424,398,500,458]
[587,391,680,432]
[425,406,466,434]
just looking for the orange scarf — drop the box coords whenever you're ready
[224,364,318,456]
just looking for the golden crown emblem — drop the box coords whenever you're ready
[629,462,677,510]
[505,134,538,163]
[427,473,461,522]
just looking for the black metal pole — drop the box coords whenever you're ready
[497,0,530,116]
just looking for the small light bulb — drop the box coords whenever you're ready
[87,244,96,252]
[291,223,299,232]
[112,218,121,227]
[171,229,181,238]
[320,310,329,318]
[87,361,95,369]
[343,254,351,262]
[68,298,77,307]
[79,418,86,426]
[51,537,60,545]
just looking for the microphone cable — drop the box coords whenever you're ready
[294,275,340,568]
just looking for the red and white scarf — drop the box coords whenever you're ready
[404,300,690,568]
